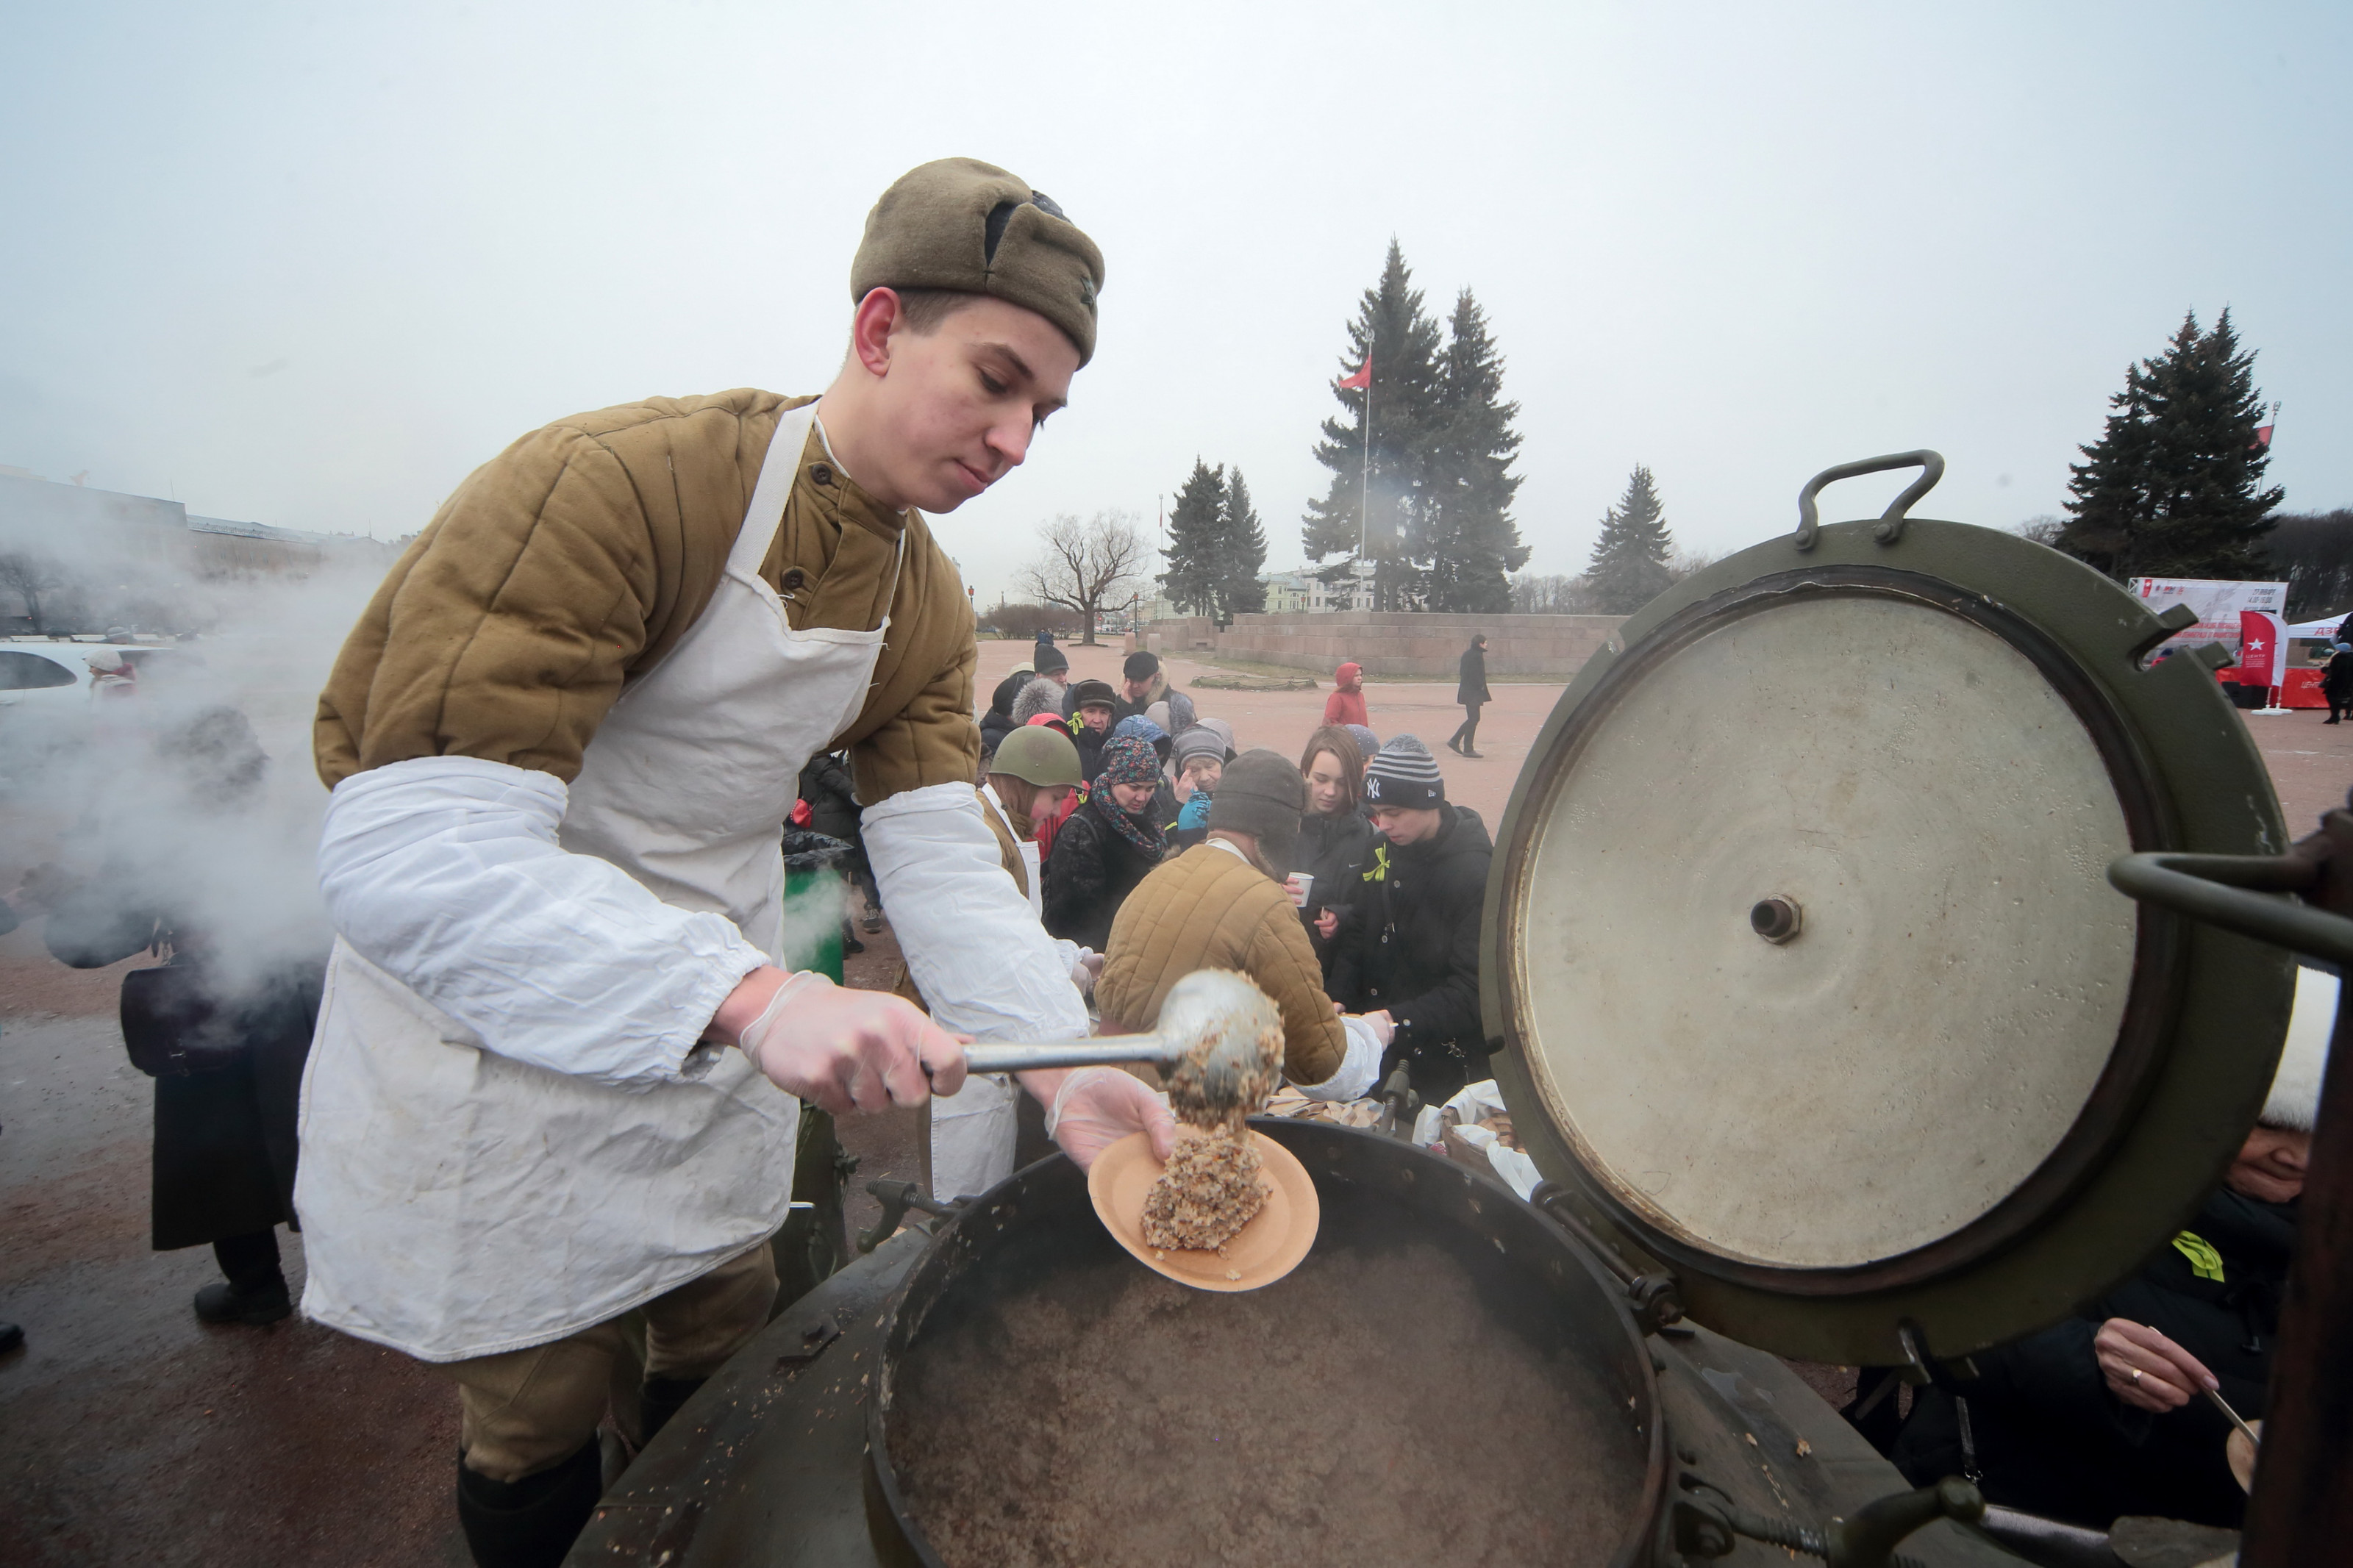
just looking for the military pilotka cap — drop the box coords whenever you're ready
[851,158,1106,365]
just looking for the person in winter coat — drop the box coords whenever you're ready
[302,158,1170,1567]
[1113,649,1188,729]
[1168,726,1224,852]
[1064,678,1119,781]
[1887,966,2327,1529]
[1323,662,1370,728]
[41,706,327,1328]
[1097,750,1387,1098]
[1294,726,1375,971]
[978,669,1032,759]
[2323,641,2353,724]
[1447,635,1491,757]
[1326,736,1494,1100]
[1042,735,1166,951]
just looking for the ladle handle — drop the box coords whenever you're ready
[959,1034,1171,1075]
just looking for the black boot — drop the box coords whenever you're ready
[639,1374,707,1445]
[456,1442,604,1568]
[196,1231,292,1325]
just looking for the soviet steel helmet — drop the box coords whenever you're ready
[989,723,1084,788]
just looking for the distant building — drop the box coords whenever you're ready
[0,470,403,633]
[1259,565,1369,614]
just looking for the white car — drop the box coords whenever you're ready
[0,640,90,708]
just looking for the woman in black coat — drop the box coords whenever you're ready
[1446,634,1491,758]
[43,706,326,1327]
[1294,726,1376,973]
[1041,736,1167,952]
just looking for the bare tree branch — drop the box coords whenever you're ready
[1018,510,1148,645]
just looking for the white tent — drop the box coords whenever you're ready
[2287,613,2351,640]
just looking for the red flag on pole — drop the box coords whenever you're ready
[1337,357,1371,390]
[2253,424,2274,449]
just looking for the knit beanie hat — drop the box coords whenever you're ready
[851,158,1105,365]
[1032,642,1070,676]
[2265,964,2337,1131]
[1363,735,1444,811]
[1123,650,1160,681]
[1342,724,1379,763]
[1207,748,1306,876]
[1198,717,1236,760]
[1011,676,1065,726]
[1170,726,1224,770]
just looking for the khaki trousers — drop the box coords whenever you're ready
[432,1241,778,1482]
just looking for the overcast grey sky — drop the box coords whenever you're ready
[4,1,2346,605]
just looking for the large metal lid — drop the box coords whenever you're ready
[1485,457,2295,1366]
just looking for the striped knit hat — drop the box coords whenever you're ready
[1363,734,1444,810]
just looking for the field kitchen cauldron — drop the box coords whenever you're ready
[574,453,2335,1567]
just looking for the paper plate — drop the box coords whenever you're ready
[1088,1126,1319,1292]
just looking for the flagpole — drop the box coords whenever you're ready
[1359,324,1374,609]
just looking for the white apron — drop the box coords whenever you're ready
[297,401,900,1361]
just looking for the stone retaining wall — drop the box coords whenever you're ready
[1142,609,1627,680]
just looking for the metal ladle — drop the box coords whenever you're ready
[954,969,1283,1115]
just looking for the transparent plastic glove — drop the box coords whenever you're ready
[1358,1009,1396,1048]
[1040,1067,1176,1170]
[736,970,968,1115]
[1073,949,1104,994]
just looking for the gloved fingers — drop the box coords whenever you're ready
[916,1029,969,1098]
[1061,1068,1176,1165]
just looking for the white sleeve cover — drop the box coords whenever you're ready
[863,783,1091,1043]
[315,756,769,1090]
[1296,1014,1387,1103]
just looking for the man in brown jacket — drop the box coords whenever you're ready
[1096,750,1389,1100]
[298,158,1171,1567]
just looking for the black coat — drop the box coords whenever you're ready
[979,670,1030,756]
[1891,1186,2294,1530]
[45,895,322,1252]
[1326,803,1493,1100]
[1456,644,1491,707]
[2324,649,2353,701]
[1040,798,1163,952]
[1293,807,1377,970]
[1070,720,1111,784]
[796,751,863,845]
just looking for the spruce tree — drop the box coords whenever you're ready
[1160,458,1226,617]
[1421,289,1529,612]
[1301,240,1443,609]
[1217,469,1268,619]
[2058,309,2282,580]
[1585,466,1676,613]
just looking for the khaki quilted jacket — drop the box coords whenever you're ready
[315,389,977,805]
[1095,842,1346,1087]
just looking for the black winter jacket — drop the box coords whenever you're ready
[979,670,1029,756]
[1294,807,1377,970]
[1326,803,1493,1099]
[1456,644,1491,706]
[1040,798,1163,951]
[1891,1185,2295,1530]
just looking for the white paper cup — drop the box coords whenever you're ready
[1287,873,1314,909]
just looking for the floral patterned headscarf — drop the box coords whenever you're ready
[1090,737,1168,859]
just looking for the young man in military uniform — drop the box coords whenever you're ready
[300,158,1172,1567]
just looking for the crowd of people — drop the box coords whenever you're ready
[970,635,1498,1107]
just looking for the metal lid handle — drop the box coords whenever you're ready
[1794,450,1946,551]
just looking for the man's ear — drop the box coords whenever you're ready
[849,288,904,377]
